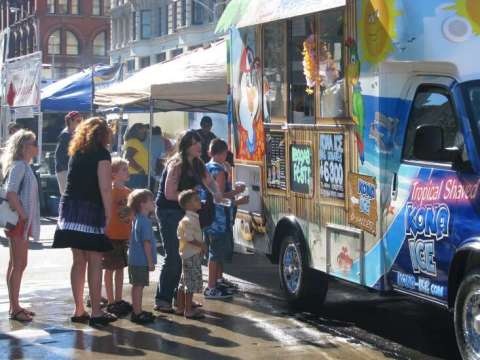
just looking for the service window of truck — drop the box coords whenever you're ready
[218,0,480,358]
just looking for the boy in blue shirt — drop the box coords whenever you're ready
[204,139,248,299]
[127,189,157,324]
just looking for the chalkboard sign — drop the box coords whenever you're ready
[266,131,287,190]
[290,144,313,195]
[319,133,345,199]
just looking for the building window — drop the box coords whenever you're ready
[158,7,164,36]
[46,0,80,15]
[71,0,79,14]
[140,10,152,39]
[171,48,183,58]
[156,52,166,63]
[93,0,101,15]
[192,1,205,25]
[126,59,135,72]
[181,0,187,27]
[140,56,150,69]
[65,31,79,55]
[47,0,55,13]
[58,0,68,14]
[47,30,61,55]
[93,31,107,56]
[93,0,109,15]
[172,2,177,31]
[132,11,136,40]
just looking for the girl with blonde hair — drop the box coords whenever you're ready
[1,129,40,322]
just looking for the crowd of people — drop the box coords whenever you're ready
[2,114,247,326]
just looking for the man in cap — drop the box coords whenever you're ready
[196,116,217,163]
[55,111,83,195]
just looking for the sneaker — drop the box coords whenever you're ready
[218,278,239,289]
[215,282,235,295]
[204,287,234,299]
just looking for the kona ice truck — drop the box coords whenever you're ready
[217,0,480,357]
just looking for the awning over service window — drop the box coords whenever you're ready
[215,0,346,33]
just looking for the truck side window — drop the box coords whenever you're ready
[403,86,467,164]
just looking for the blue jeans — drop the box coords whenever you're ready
[155,208,184,305]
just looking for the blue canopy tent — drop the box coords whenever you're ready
[41,64,122,113]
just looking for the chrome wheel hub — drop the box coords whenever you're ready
[283,243,301,294]
[463,290,480,355]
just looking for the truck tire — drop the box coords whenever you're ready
[454,269,480,360]
[278,235,328,308]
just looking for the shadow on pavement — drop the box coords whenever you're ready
[223,253,461,360]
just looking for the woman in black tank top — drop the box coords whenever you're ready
[154,130,221,312]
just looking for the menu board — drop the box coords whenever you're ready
[266,131,287,190]
[348,173,378,235]
[319,133,345,199]
[290,144,313,195]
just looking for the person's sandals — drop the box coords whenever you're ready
[10,309,33,322]
[21,308,36,316]
[88,312,117,327]
[184,309,205,320]
[71,312,90,324]
[131,311,155,324]
[107,301,132,317]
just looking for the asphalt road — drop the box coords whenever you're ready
[0,221,462,359]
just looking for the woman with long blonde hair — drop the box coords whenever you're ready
[2,130,40,322]
[52,117,117,326]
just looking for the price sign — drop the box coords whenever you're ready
[290,144,313,195]
[319,133,345,199]
[266,131,287,190]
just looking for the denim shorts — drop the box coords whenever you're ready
[206,232,228,262]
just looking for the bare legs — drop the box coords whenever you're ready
[71,249,87,317]
[104,269,124,304]
[7,235,30,320]
[71,249,105,317]
[131,285,144,315]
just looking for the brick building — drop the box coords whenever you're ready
[0,0,111,80]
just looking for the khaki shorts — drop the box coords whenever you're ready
[129,266,149,286]
[102,240,128,270]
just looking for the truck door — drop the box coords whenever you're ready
[389,82,471,304]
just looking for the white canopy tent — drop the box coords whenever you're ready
[94,39,227,113]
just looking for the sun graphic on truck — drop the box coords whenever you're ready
[359,0,400,64]
[446,0,480,35]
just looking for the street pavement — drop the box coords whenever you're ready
[0,219,461,359]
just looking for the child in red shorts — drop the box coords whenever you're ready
[103,157,133,316]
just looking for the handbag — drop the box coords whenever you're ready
[0,167,26,230]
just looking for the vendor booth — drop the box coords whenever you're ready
[94,40,228,185]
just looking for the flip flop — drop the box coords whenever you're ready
[71,312,90,323]
[10,309,33,322]
[21,308,36,316]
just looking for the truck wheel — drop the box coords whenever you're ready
[278,235,328,308]
[454,269,480,360]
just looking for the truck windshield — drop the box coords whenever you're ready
[462,81,480,165]
[462,81,480,135]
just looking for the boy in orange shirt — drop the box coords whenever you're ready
[103,157,133,316]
